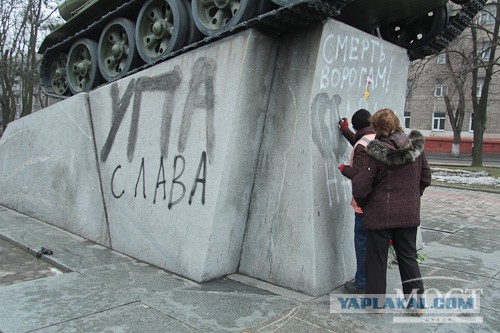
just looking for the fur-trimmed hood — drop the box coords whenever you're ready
[366,130,425,166]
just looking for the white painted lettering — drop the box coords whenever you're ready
[318,33,394,91]
[320,66,330,89]
[331,68,341,87]
[359,67,368,87]
[361,38,370,60]
[349,37,359,60]
[370,39,380,63]
[323,34,335,64]
[342,67,350,89]
[377,66,387,88]
[336,36,348,62]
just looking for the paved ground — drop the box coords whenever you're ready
[0,237,60,287]
[0,185,499,332]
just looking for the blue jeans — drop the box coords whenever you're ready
[354,214,367,290]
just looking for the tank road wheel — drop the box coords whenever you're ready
[49,53,69,95]
[192,0,257,36]
[180,0,203,45]
[67,38,101,94]
[380,6,448,50]
[98,18,139,82]
[136,0,189,63]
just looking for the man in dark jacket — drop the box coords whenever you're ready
[338,109,376,294]
[352,108,431,302]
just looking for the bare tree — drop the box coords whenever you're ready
[470,0,500,166]
[406,53,465,155]
[0,1,22,129]
[0,0,58,134]
[443,1,500,165]
[443,51,467,157]
[437,31,476,158]
[407,1,499,165]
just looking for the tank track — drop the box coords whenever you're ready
[408,0,487,60]
[40,0,485,98]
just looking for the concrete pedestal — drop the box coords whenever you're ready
[239,20,409,296]
[0,95,109,246]
[0,19,410,295]
[88,30,277,281]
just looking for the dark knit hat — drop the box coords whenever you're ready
[352,109,371,130]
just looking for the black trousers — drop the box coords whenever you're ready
[365,227,424,297]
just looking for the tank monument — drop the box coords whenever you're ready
[0,0,484,296]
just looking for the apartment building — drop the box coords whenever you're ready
[404,1,500,154]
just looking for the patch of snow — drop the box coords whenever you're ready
[431,168,500,187]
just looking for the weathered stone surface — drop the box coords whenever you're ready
[0,20,413,295]
[239,19,409,296]
[88,30,277,281]
[0,94,109,246]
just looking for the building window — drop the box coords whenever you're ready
[478,41,491,61]
[478,4,496,25]
[476,78,484,97]
[434,81,448,97]
[469,113,474,132]
[433,112,446,131]
[436,53,446,64]
[404,112,411,128]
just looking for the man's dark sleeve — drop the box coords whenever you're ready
[341,146,367,179]
[341,128,357,146]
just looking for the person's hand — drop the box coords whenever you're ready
[338,164,346,173]
[338,118,348,131]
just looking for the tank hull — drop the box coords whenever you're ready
[39,0,486,96]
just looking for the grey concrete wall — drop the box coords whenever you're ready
[239,19,409,296]
[0,19,411,295]
[88,30,277,281]
[0,94,110,246]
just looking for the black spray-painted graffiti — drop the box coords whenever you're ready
[99,57,216,206]
[111,151,207,208]
[311,93,349,206]
[100,57,216,164]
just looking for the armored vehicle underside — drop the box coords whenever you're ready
[38,0,486,97]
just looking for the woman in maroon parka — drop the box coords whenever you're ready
[352,108,431,300]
